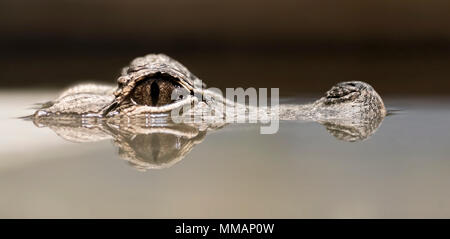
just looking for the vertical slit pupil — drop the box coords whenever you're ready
[151,80,160,106]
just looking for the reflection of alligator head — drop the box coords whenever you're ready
[28,53,387,170]
[32,115,210,171]
[319,115,384,142]
[108,122,207,171]
[30,112,383,171]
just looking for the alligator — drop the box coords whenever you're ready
[30,53,387,170]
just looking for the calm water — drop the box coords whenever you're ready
[0,91,449,218]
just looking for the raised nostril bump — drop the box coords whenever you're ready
[150,80,160,106]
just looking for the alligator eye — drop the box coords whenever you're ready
[131,75,181,106]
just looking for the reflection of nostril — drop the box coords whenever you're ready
[151,81,160,106]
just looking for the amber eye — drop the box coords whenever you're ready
[131,75,180,106]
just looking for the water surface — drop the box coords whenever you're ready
[1,91,449,218]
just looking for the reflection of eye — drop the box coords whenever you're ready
[131,74,181,106]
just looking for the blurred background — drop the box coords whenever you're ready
[2,0,450,96]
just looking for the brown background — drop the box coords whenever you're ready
[2,0,450,96]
